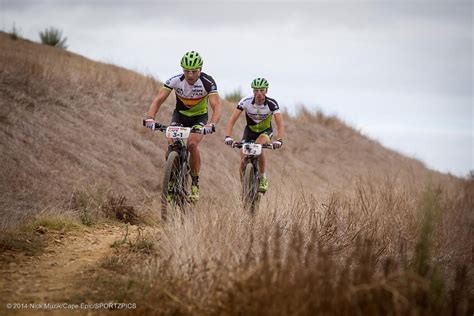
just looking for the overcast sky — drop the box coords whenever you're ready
[2,0,472,176]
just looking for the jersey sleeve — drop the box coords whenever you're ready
[201,73,218,95]
[236,97,248,111]
[267,98,281,114]
[237,99,244,111]
[163,79,173,91]
[163,74,181,91]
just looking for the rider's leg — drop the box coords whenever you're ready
[255,134,271,174]
[187,133,204,200]
[256,133,271,193]
[187,133,204,177]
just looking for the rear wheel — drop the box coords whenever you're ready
[242,162,259,213]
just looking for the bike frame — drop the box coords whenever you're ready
[144,121,203,220]
[168,139,190,195]
[233,141,273,213]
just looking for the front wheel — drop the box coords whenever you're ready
[161,151,181,221]
[242,162,259,214]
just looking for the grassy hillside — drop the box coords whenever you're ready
[0,32,471,314]
[0,31,445,228]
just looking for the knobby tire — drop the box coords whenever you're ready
[243,162,259,214]
[161,151,180,221]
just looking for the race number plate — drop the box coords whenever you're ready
[242,143,262,156]
[166,126,191,139]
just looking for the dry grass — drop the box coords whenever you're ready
[101,194,141,225]
[0,31,166,228]
[0,31,449,230]
[0,31,471,313]
[0,214,81,257]
[0,229,45,257]
[76,177,472,315]
[0,32,159,98]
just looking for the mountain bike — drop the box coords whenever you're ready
[144,121,205,221]
[232,141,274,214]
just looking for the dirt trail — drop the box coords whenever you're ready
[0,224,127,309]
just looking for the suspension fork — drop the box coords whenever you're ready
[179,143,189,179]
[251,156,260,185]
[251,156,260,180]
[241,156,260,179]
[170,140,188,181]
[243,156,260,186]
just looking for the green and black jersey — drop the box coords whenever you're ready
[163,72,218,117]
[236,95,281,133]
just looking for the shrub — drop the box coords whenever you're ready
[39,27,68,49]
[8,23,21,40]
[102,195,141,225]
[225,88,244,102]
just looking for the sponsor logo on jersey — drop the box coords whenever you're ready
[249,113,270,120]
[191,88,204,98]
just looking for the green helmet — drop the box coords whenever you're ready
[181,51,203,70]
[251,77,269,89]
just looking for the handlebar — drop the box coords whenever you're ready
[232,141,274,150]
[142,120,205,134]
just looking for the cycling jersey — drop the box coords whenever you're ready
[163,72,218,117]
[237,95,280,133]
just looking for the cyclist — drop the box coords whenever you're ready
[224,77,285,193]
[144,51,222,201]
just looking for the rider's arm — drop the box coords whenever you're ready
[146,88,172,119]
[207,94,222,125]
[274,112,285,140]
[225,108,243,137]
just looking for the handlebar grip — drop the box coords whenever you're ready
[143,119,166,131]
[191,127,204,134]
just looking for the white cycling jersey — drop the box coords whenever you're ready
[237,95,280,132]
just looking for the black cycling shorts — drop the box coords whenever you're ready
[170,111,208,128]
[241,126,273,142]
